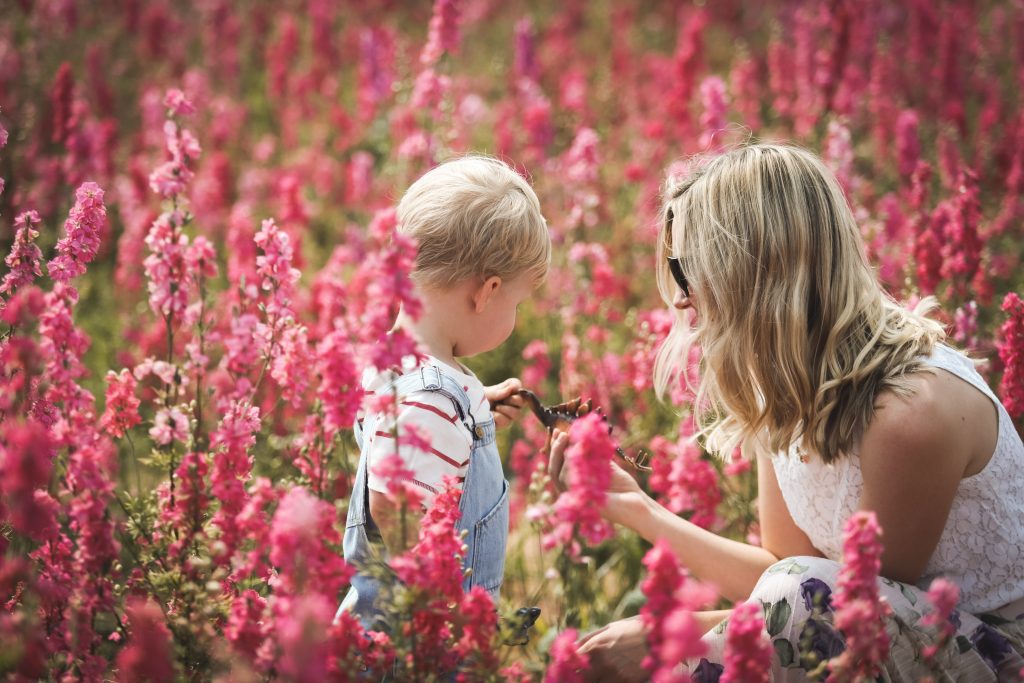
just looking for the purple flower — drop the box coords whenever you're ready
[800,578,834,612]
[970,623,1013,670]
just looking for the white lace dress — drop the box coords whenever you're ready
[686,345,1024,681]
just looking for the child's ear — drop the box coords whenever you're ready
[471,275,503,313]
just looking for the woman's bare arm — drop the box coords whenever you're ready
[549,431,821,602]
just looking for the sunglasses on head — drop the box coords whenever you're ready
[664,207,690,298]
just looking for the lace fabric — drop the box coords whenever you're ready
[772,344,1024,613]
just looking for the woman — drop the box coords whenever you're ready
[549,144,1024,681]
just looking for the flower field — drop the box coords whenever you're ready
[1,0,1023,680]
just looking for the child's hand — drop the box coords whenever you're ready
[485,378,525,429]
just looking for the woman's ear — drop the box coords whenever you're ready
[471,275,503,313]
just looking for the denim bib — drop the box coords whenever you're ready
[338,364,510,628]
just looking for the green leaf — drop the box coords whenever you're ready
[773,638,795,667]
[766,599,793,637]
[767,559,809,575]
[898,583,918,606]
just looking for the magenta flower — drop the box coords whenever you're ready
[721,601,771,683]
[545,629,589,683]
[997,292,1024,419]
[116,597,175,683]
[827,511,892,681]
[543,412,615,556]
[0,419,55,539]
[316,327,364,443]
[391,481,464,602]
[0,211,43,303]
[640,540,715,681]
[48,182,107,285]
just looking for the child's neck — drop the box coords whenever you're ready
[394,307,461,370]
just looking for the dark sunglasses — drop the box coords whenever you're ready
[667,256,690,298]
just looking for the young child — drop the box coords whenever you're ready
[340,156,550,628]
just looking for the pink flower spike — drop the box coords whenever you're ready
[721,601,771,683]
[827,511,892,681]
[997,292,1024,419]
[48,182,107,284]
[100,369,141,438]
[0,211,44,301]
[545,629,589,683]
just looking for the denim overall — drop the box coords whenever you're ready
[338,364,510,629]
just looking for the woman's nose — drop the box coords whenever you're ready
[672,287,691,310]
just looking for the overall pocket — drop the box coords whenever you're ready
[470,478,510,593]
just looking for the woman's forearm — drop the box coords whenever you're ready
[625,494,778,602]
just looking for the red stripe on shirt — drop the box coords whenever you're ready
[401,400,458,424]
[428,447,470,469]
[374,431,468,469]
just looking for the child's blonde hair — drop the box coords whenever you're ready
[653,143,945,464]
[397,156,550,289]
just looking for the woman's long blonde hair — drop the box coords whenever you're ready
[653,144,945,463]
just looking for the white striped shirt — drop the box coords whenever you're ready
[363,356,491,504]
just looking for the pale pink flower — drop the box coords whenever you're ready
[149,407,190,446]
[920,577,959,662]
[698,76,729,151]
[521,340,552,391]
[953,301,979,349]
[545,629,589,683]
[721,601,771,682]
[143,211,190,318]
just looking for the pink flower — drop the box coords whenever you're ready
[116,598,175,683]
[827,511,892,681]
[895,110,921,179]
[143,211,190,318]
[420,0,462,67]
[920,577,959,663]
[543,413,615,556]
[371,453,426,511]
[0,419,55,539]
[545,629,589,683]
[316,327,364,442]
[455,586,499,671]
[648,426,721,529]
[0,211,43,302]
[270,486,353,596]
[225,589,268,658]
[390,481,464,601]
[640,541,715,681]
[149,407,190,446]
[698,76,729,151]
[521,340,552,391]
[721,601,771,682]
[254,217,300,317]
[163,88,195,116]
[100,368,141,438]
[997,292,1024,419]
[48,181,107,284]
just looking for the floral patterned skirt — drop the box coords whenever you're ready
[686,556,1024,682]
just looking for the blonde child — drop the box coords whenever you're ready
[340,156,550,628]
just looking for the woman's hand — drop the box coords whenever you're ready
[485,378,525,429]
[577,615,649,683]
[548,429,648,528]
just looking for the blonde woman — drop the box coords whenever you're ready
[549,144,1024,680]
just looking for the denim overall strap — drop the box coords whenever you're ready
[456,416,509,598]
[390,365,478,438]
